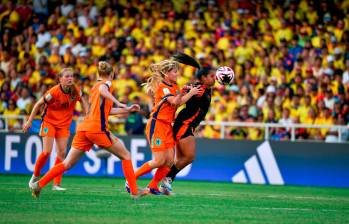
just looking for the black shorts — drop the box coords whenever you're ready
[173,123,194,142]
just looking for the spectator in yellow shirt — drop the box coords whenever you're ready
[298,95,312,123]
[234,39,254,65]
[3,99,22,131]
[314,107,334,138]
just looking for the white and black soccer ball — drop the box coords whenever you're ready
[215,66,235,85]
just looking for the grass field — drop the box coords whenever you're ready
[0,175,348,224]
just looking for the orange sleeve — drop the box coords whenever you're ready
[155,84,178,102]
[43,87,58,104]
[158,85,175,99]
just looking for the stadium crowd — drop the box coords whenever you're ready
[0,0,349,141]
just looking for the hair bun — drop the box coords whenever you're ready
[98,61,112,74]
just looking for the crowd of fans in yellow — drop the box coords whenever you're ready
[0,0,349,141]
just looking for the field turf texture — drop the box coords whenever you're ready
[0,175,348,224]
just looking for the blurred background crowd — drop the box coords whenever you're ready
[0,0,349,141]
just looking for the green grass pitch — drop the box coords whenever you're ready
[0,175,348,224]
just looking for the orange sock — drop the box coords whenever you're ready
[38,163,66,189]
[121,160,138,195]
[53,157,63,186]
[33,151,50,177]
[135,161,152,179]
[148,166,171,190]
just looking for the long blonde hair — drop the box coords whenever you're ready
[143,60,179,95]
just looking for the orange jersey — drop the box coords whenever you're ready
[77,80,113,132]
[150,82,180,123]
[42,84,81,128]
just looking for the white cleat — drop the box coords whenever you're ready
[52,185,67,191]
[30,181,41,199]
[28,175,39,188]
[159,177,173,195]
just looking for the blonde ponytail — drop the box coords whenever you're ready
[142,60,179,95]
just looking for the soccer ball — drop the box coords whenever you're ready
[215,66,235,85]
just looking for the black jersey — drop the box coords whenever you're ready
[174,83,212,130]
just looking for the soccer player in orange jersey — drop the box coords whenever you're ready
[132,59,201,195]
[29,61,144,199]
[23,68,87,191]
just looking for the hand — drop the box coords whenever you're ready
[197,86,205,96]
[127,104,140,112]
[189,86,201,96]
[181,85,191,93]
[22,120,32,133]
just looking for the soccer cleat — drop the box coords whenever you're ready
[28,175,39,188]
[30,181,41,199]
[146,187,163,195]
[160,177,173,195]
[52,185,67,191]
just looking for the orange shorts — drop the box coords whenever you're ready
[39,121,70,138]
[146,118,174,152]
[71,131,119,151]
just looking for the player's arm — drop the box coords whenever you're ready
[109,104,140,115]
[167,86,201,107]
[79,95,88,116]
[99,84,128,108]
[22,97,45,133]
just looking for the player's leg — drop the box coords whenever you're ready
[135,150,167,179]
[30,122,58,187]
[52,136,69,190]
[133,150,167,195]
[166,144,184,181]
[148,148,174,192]
[105,140,140,196]
[29,136,54,187]
[135,119,167,179]
[30,147,85,198]
[40,147,84,187]
[168,135,196,181]
[30,131,91,198]
[175,136,196,169]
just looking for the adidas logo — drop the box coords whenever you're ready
[232,141,284,185]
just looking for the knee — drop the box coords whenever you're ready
[120,151,131,161]
[181,153,195,165]
[166,160,174,168]
[56,147,66,159]
[62,160,72,170]
[56,152,65,160]
[151,158,166,168]
[165,157,174,167]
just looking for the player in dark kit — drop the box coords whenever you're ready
[160,64,215,194]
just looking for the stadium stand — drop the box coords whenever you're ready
[0,0,348,141]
